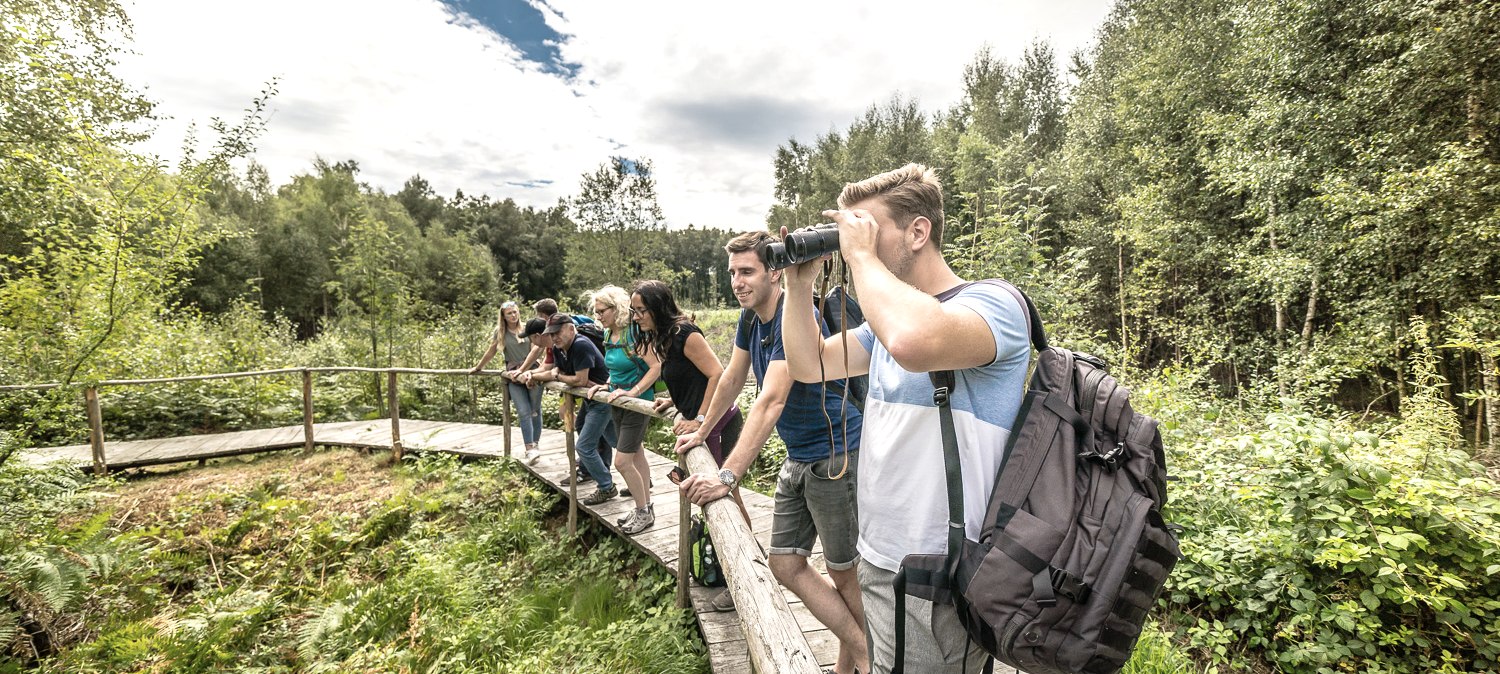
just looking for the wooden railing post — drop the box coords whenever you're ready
[562,392,577,536]
[388,371,402,461]
[84,387,106,475]
[501,375,513,460]
[676,486,691,608]
[302,369,314,452]
[684,444,820,674]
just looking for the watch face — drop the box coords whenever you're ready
[718,469,736,487]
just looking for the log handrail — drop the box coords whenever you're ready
[7,365,818,673]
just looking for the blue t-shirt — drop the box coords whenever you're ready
[849,281,1030,572]
[552,335,608,386]
[735,300,862,462]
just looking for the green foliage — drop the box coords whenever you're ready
[1163,399,1500,672]
[1,451,708,672]
[566,157,684,296]
[0,0,272,388]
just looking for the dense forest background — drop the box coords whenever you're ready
[3,0,1499,672]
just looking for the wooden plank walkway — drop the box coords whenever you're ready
[19,421,844,673]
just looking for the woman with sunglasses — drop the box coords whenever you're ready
[471,300,544,463]
[628,280,744,468]
[589,285,661,534]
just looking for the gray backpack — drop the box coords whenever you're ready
[893,281,1180,674]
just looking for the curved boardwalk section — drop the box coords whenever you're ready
[20,421,842,673]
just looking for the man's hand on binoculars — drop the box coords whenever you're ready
[822,208,880,265]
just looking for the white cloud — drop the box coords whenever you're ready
[117,0,1114,230]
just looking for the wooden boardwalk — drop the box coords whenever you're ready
[19,421,843,673]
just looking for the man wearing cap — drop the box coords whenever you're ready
[522,313,619,505]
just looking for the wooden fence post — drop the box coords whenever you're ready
[302,370,314,452]
[563,392,577,536]
[501,375,512,460]
[388,371,402,461]
[684,445,820,674]
[84,387,106,475]
[676,488,691,608]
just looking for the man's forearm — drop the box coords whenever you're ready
[846,251,940,350]
[722,396,785,479]
[517,344,544,372]
[699,365,746,434]
[782,278,824,382]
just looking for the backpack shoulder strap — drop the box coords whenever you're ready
[972,279,1047,353]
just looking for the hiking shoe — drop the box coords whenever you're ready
[617,501,654,526]
[560,471,593,487]
[620,478,654,498]
[581,485,618,505]
[524,447,541,465]
[709,588,735,612]
[621,507,654,534]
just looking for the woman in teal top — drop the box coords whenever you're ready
[590,284,661,534]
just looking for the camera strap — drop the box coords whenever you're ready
[817,257,854,480]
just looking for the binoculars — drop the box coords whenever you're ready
[763,223,841,270]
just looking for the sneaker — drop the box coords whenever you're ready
[621,507,655,534]
[560,471,594,487]
[620,479,654,498]
[617,501,654,526]
[581,485,618,505]
[709,588,735,612]
[524,447,541,465]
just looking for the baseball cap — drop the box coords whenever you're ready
[523,317,547,337]
[542,313,572,334]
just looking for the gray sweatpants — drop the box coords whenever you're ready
[859,563,1020,674]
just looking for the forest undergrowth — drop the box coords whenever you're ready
[0,449,707,673]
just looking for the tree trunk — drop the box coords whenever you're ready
[1269,211,1286,397]
[1300,273,1319,358]
[1118,237,1128,359]
[1484,352,1499,456]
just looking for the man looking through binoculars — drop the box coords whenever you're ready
[781,164,1031,674]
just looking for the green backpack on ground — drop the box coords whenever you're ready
[688,514,725,588]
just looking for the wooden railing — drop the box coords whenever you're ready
[2,367,821,674]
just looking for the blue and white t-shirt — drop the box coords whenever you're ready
[850,281,1030,572]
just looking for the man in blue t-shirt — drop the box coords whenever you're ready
[522,313,618,505]
[677,230,868,674]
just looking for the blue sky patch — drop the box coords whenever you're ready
[440,0,580,79]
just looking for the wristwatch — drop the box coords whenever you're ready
[717,468,738,489]
[694,414,706,423]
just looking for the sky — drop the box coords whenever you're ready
[115,0,1116,231]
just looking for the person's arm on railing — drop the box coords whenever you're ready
[533,363,593,390]
[470,313,504,373]
[673,331,724,436]
[514,343,544,374]
[678,347,791,506]
[603,346,662,403]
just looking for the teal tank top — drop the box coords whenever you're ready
[603,329,654,401]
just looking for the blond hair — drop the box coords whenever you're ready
[837,163,946,247]
[591,284,633,332]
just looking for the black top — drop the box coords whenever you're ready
[552,335,608,386]
[658,323,709,418]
